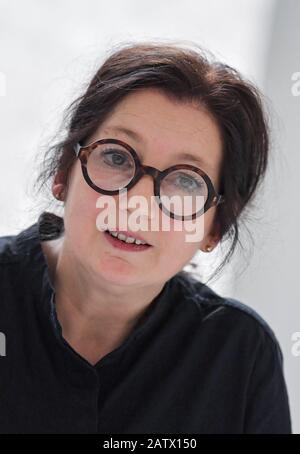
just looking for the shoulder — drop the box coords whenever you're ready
[174,271,292,433]
[174,270,283,361]
[0,233,20,264]
[0,212,64,266]
[0,219,43,263]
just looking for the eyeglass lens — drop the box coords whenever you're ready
[86,142,209,217]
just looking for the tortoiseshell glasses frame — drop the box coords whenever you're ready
[73,138,225,221]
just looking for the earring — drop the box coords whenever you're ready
[54,188,64,200]
[205,244,213,252]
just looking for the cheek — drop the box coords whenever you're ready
[154,229,200,280]
[64,167,103,245]
[171,216,207,248]
[161,228,201,260]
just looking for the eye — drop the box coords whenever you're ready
[172,172,205,192]
[177,175,197,189]
[102,149,134,170]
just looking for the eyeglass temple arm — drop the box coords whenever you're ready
[74,143,81,157]
[216,194,225,205]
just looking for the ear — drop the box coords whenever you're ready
[198,217,222,253]
[52,171,66,201]
[210,223,222,245]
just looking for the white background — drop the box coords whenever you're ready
[0,0,299,433]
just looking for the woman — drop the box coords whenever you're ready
[0,42,292,434]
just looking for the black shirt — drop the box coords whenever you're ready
[0,211,292,434]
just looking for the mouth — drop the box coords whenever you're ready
[103,228,153,252]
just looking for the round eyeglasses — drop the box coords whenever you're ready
[73,138,225,221]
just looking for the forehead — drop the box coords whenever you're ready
[91,89,223,174]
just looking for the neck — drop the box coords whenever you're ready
[41,236,165,362]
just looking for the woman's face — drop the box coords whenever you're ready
[54,88,223,288]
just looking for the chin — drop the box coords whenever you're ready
[96,258,140,284]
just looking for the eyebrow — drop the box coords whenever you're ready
[103,125,212,170]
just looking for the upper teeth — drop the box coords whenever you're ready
[108,230,148,245]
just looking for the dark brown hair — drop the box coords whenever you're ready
[33,40,270,284]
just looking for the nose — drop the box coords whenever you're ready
[120,172,159,223]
